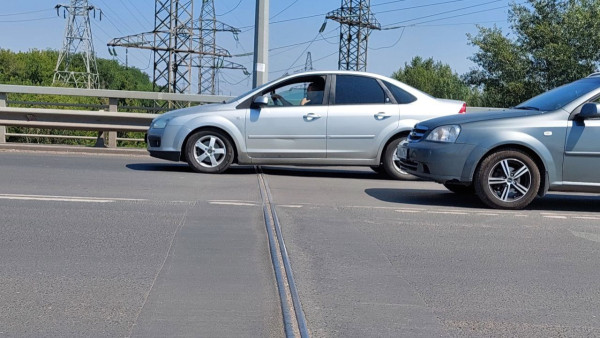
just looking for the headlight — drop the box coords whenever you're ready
[151,118,170,129]
[425,125,461,143]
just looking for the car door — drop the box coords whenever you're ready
[563,108,600,184]
[326,74,399,159]
[245,75,328,159]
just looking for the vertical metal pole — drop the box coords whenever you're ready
[252,0,269,88]
[0,93,6,143]
[106,97,118,148]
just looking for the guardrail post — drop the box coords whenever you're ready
[106,98,118,148]
[0,93,6,143]
[96,97,118,148]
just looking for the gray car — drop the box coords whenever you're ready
[147,70,465,179]
[399,75,600,209]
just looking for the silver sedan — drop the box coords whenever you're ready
[147,70,466,179]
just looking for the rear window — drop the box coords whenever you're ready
[383,81,417,104]
[335,75,386,105]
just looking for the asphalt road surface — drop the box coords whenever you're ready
[1,150,599,337]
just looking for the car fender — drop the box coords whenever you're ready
[461,131,557,184]
[375,119,416,161]
[173,115,246,159]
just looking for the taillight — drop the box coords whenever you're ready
[458,102,467,114]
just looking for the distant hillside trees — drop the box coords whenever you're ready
[0,49,154,146]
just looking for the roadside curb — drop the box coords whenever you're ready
[0,143,149,156]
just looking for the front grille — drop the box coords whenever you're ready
[408,124,429,142]
[399,158,418,171]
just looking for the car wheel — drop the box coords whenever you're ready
[443,182,475,194]
[474,149,540,209]
[370,165,384,173]
[185,130,234,174]
[382,136,417,180]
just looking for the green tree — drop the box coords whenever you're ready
[466,0,600,107]
[392,56,482,106]
[0,49,155,147]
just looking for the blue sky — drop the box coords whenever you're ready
[1,0,513,95]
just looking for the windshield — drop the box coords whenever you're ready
[515,78,600,111]
[224,82,271,104]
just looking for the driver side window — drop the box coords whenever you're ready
[262,77,326,108]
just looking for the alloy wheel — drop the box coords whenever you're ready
[193,135,227,168]
[487,158,531,202]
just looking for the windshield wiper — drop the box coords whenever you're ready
[514,106,540,111]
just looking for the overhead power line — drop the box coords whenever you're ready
[0,9,51,17]
[381,0,503,28]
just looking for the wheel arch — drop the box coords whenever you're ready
[180,126,239,164]
[471,144,549,197]
[377,129,411,164]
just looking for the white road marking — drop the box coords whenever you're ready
[0,194,145,203]
[427,211,470,215]
[574,216,600,220]
[544,216,568,219]
[208,201,257,206]
[279,205,303,208]
[395,209,421,213]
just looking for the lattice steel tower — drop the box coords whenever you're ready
[108,0,246,95]
[304,52,313,71]
[108,0,195,93]
[53,0,102,89]
[326,0,380,71]
[198,0,247,95]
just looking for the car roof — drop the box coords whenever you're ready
[279,70,387,80]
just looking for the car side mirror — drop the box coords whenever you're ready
[252,95,269,107]
[579,102,600,119]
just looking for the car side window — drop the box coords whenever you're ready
[262,77,326,108]
[383,81,417,104]
[335,75,386,105]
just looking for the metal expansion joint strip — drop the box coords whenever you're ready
[256,166,309,338]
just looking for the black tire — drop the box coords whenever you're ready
[443,182,475,194]
[185,130,234,174]
[382,136,417,180]
[370,165,384,173]
[474,149,540,209]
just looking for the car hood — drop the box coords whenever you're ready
[155,102,234,120]
[416,108,547,128]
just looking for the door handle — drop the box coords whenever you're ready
[374,112,392,120]
[304,113,321,121]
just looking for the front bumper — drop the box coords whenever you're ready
[398,141,477,183]
[146,125,184,162]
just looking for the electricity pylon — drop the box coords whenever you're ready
[326,0,380,71]
[304,52,313,71]
[198,0,248,95]
[53,0,102,89]
[107,0,247,95]
[107,0,195,94]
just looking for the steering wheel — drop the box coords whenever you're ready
[271,94,283,106]
[271,93,290,106]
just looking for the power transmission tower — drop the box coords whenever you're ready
[198,0,248,95]
[326,0,380,71]
[107,0,195,94]
[53,0,102,89]
[304,52,313,71]
[107,0,247,95]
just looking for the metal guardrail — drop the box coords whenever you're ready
[0,84,233,148]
